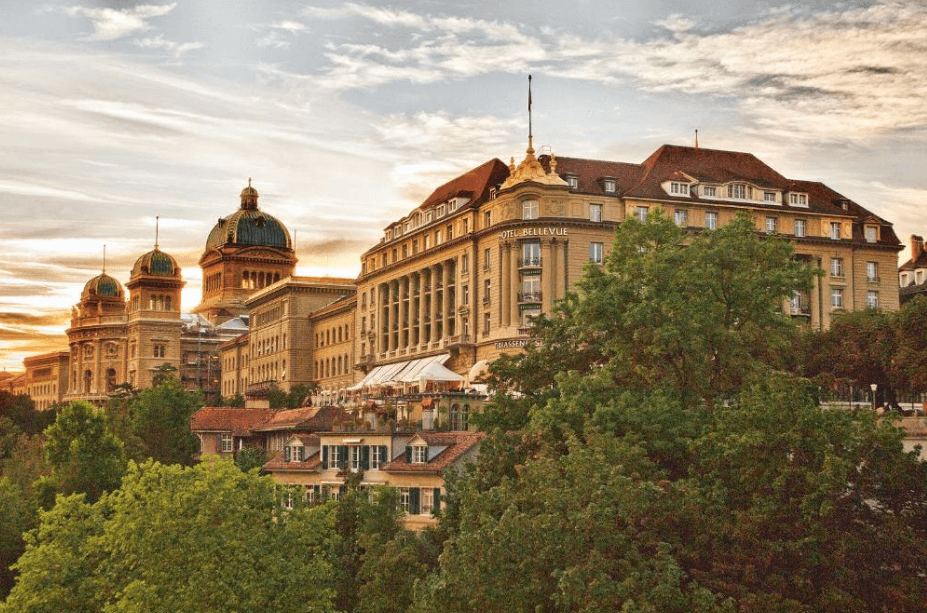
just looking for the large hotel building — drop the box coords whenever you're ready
[349,138,901,393]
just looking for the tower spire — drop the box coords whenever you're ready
[102,244,107,273]
[155,216,160,249]
[695,129,699,149]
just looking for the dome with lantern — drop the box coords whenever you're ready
[131,247,180,279]
[204,180,292,251]
[81,272,124,302]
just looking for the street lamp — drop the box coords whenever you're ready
[870,383,878,411]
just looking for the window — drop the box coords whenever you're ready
[483,312,490,331]
[703,185,716,197]
[220,433,233,453]
[399,488,410,512]
[522,276,541,300]
[830,258,844,278]
[523,200,539,220]
[604,179,616,193]
[789,193,808,206]
[589,242,603,264]
[830,222,842,240]
[370,445,385,470]
[329,445,344,469]
[867,291,879,309]
[521,241,540,267]
[674,209,688,227]
[285,444,303,462]
[705,211,718,230]
[153,344,165,358]
[411,445,427,464]
[635,206,648,222]
[794,219,806,237]
[764,191,777,203]
[435,230,442,245]
[728,184,747,199]
[437,204,446,217]
[350,446,363,471]
[867,261,879,282]
[483,248,491,271]
[567,176,578,189]
[670,182,689,195]
[483,279,491,303]
[831,288,844,309]
[461,253,469,273]
[421,489,434,515]
[402,244,408,258]
[865,225,877,242]
[483,210,492,228]
[446,223,453,240]
[462,285,469,304]
[764,217,778,234]
[590,203,602,222]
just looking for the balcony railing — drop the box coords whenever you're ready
[518,257,542,268]
[517,291,543,303]
[482,295,491,305]
[867,276,881,284]
[789,305,811,316]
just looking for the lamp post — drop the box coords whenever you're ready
[870,383,878,411]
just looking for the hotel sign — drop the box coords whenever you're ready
[499,227,569,240]
[495,339,529,349]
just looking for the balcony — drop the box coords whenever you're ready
[517,291,543,303]
[518,257,542,268]
[789,304,811,317]
[867,276,881,284]
[482,295,491,305]
[517,327,535,337]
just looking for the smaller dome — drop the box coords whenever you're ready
[132,247,180,278]
[82,272,125,301]
[240,179,259,211]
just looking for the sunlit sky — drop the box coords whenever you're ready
[1,0,925,370]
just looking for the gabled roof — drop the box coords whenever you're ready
[417,158,510,212]
[382,432,483,473]
[251,405,351,433]
[190,407,275,437]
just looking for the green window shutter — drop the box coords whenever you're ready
[322,445,328,469]
[405,446,412,463]
[433,488,441,513]
[361,445,370,470]
[423,445,429,462]
[339,445,348,468]
[285,446,291,462]
[380,445,388,466]
[410,487,420,515]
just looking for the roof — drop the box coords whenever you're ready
[189,407,275,436]
[900,237,927,272]
[263,448,323,472]
[131,247,180,278]
[382,432,483,473]
[540,155,643,197]
[81,272,124,301]
[417,158,510,212]
[252,405,351,432]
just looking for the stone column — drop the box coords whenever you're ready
[558,241,568,298]
[379,284,388,353]
[501,243,511,327]
[417,271,426,347]
[400,276,410,349]
[429,265,439,344]
[385,283,394,352]
[541,241,552,314]
[441,261,452,341]
[510,244,520,327]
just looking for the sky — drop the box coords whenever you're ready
[1,0,925,370]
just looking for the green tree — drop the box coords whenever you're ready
[40,401,126,504]
[234,446,268,473]
[892,295,927,396]
[3,459,335,613]
[124,377,201,466]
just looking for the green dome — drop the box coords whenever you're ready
[205,182,292,251]
[81,272,124,301]
[132,248,179,278]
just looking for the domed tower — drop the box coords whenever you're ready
[125,242,185,389]
[65,269,128,405]
[194,180,297,324]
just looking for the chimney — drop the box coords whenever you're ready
[912,235,924,262]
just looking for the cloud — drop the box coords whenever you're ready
[135,36,204,57]
[301,1,927,142]
[66,3,177,41]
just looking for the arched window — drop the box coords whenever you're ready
[461,404,470,430]
[450,404,460,431]
[164,296,172,311]
[84,369,93,393]
[106,368,117,392]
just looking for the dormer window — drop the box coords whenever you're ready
[728,184,747,199]
[425,210,433,223]
[603,179,616,193]
[670,182,689,195]
[385,229,392,241]
[789,193,808,207]
[284,443,304,462]
[865,225,878,242]
[437,204,446,218]
[407,443,427,464]
[489,187,497,200]
[702,185,716,197]
[764,191,777,203]
[567,176,578,189]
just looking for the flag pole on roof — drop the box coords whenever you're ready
[528,74,533,151]
[695,128,699,150]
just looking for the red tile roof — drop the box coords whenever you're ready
[542,156,643,197]
[416,158,510,212]
[189,407,275,437]
[251,405,351,432]
[263,449,323,472]
[382,431,484,473]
